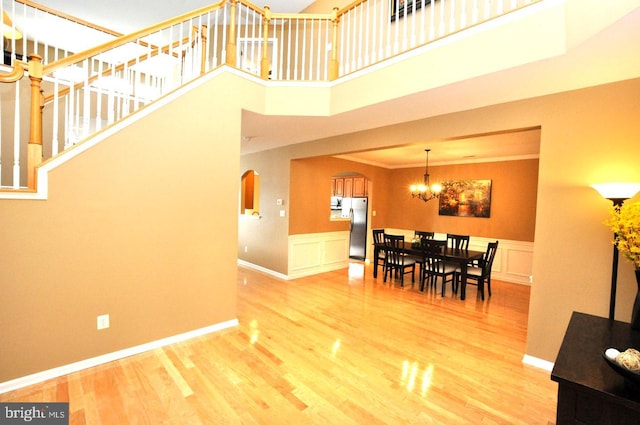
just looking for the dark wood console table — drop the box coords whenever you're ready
[551,312,640,425]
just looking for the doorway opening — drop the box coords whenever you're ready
[331,173,369,261]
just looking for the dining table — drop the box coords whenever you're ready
[373,240,485,300]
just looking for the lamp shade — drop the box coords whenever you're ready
[591,182,640,201]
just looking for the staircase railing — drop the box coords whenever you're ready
[0,0,541,192]
[1,0,123,67]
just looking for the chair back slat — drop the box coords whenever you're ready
[447,233,470,250]
[384,234,405,265]
[481,241,499,274]
[372,229,385,245]
[420,239,446,271]
[414,230,434,240]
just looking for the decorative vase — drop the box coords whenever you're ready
[631,268,640,330]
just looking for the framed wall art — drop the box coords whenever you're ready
[438,179,492,218]
[390,0,434,22]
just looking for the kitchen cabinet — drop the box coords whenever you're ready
[332,178,344,197]
[332,176,367,197]
[352,177,367,196]
[344,177,354,197]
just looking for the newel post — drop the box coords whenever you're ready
[200,24,208,75]
[260,6,271,80]
[27,54,44,190]
[226,0,238,66]
[329,7,340,81]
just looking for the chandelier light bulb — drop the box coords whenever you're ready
[409,149,442,203]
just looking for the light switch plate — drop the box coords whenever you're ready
[97,314,110,330]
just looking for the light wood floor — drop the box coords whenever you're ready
[1,262,558,424]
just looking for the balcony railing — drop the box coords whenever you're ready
[0,0,540,192]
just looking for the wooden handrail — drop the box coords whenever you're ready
[335,0,369,16]
[42,31,200,104]
[0,61,27,83]
[1,0,545,191]
[42,0,227,76]
[13,0,123,38]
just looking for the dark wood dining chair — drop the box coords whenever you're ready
[420,239,456,296]
[446,233,470,250]
[409,230,434,280]
[372,229,386,278]
[383,234,416,287]
[414,230,434,240]
[456,240,499,300]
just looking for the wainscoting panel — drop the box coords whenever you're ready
[504,245,534,283]
[288,231,350,278]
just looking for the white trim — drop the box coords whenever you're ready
[0,319,239,394]
[238,259,290,280]
[522,354,554,372]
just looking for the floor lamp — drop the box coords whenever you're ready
[591,182,640,320]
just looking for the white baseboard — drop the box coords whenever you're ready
[238,259,290,280]
[522,354,554,372]
[0,319,239,394]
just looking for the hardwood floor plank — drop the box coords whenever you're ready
[0,263,557,424]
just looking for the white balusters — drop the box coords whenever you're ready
[0,0,542,189]
[301,18,308,80]
[364,1,370,66]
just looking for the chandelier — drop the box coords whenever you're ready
[410,149,442,202]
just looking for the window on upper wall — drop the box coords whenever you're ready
[240,170,261,216]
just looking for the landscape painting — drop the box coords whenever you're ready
[438,180,492,218]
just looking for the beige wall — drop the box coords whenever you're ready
[3,11,639,383]
[0,74,243,382]
[238,148,292,274]
[240,77,640,364]
[528,79,640,361]
[1,65,637,387]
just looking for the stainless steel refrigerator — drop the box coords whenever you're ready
[342,197,368,260]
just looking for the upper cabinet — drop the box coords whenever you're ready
[332,176,367,197]
[332,177,345,197]
[352,176,367,197]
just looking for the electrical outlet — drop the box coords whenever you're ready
[97,314,110,330]
[244,245,248,253]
